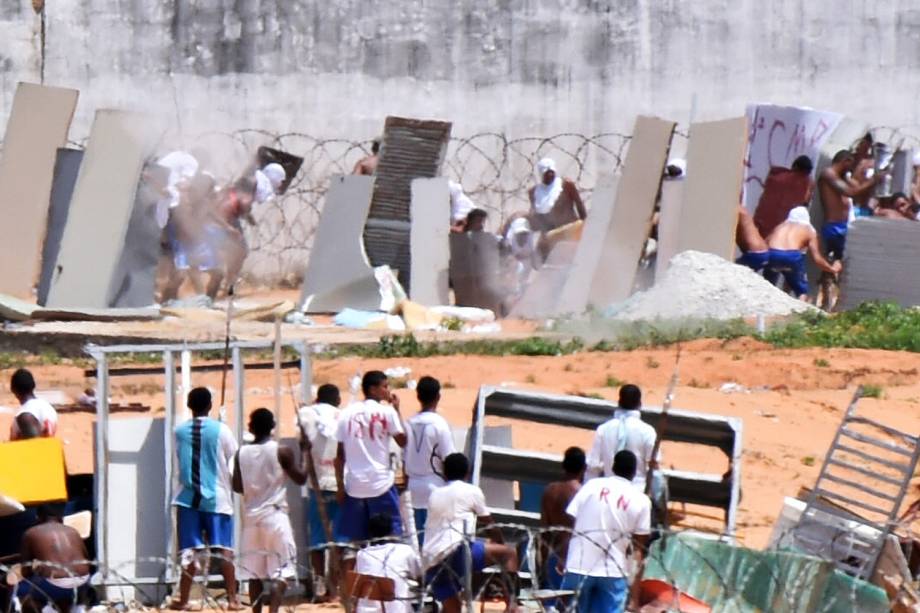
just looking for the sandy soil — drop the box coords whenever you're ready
[3,337,920,553]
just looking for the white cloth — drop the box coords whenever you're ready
[157,151,199,189]
[262,163,286,189]
[12,397,58,438]
[586,409,657,489]
[448,181,476,223]
[239,508,297,581]
[405,412,455,509]
[532,158,563,215]
[238,441,287,521]
[913,151,920,167]
[565,475,651,578]
[355,542,422,613]
[336,400,405,498]
[422,480,488,566]
[254,170,275,204]
[787,205,815,231]
[297,403,341,492]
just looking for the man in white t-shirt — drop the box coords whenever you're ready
[233,408,308,613]
[355,512,422,613]
[562,450,651,613]
[296,383,342,599]
[335,371,408,584]
[9,369,58,440]
[405,376,455,545]
[585,384,657,488]
[422,453,518,613]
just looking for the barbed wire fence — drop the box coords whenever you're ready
[1,519,911,612]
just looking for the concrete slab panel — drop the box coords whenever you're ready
[46,110,157,308]
[37,148,82,306]
[589,116,675,307]
[554,178,617,314]
[300,175,377,313]
[365,117,452,293]
[409,178,450,306]
[107,179,162,308]
[449,232,503,314]
[675,118,748,260]
[0,83,78,298]
[509,241,578,319]
[654,178,684,280]
[839,218,920,309]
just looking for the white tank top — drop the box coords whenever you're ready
[238,441,287,521]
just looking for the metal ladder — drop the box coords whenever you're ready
[790,386,920,581]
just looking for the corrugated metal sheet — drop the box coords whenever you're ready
[838,218,920,309]
[364,116,452,292]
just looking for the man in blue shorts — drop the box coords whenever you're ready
[817,149,883,262]
[170,387,241,610]
[422,453,518,613]
[334,371,408,589]
[765,206,842,301]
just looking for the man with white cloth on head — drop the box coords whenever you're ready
[765,205,842,302]
[254,163,287,206]
[449,180,476,232]
[528,157,586,233]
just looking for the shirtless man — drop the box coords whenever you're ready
[765,206,842,301]
[818,150,883,262]
[735,205,769,273]
[16,504,91,613]
[352,139,381,176]
[875,193,917,221]
[528,158,586,233]
[539,447,586,600]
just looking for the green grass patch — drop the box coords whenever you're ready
[765,302,920,352]
[862,384,884,399]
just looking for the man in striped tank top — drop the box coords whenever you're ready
[233,408,308,613]
[171,387,240,609]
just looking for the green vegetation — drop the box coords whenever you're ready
[862,384,884,399]
[646,356,660,369]
[765,302,920,352]
[801,456,816,467]
[604,374,623,388]
[813,358,830,368]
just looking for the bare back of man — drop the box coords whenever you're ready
[22,523,90,579]
[766,220,840,301]
[736,206,767,253]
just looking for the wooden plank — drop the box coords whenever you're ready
[409,178,450,306]
[0,83,79,298]
[674,117,748,260]
[654,177,684,280]
[46,110,157,308]
[588,116,675,307]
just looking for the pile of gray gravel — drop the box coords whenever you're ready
[605,250,818,321]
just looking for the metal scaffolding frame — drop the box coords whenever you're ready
[86,339,311,591]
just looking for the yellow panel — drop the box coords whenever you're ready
[0,438,67,504]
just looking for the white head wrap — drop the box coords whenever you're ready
[448,180,476,223]
[157,151,199,190]
[254,170,274,204]
[787,206,814,230]
[533,158,562,215]
[913,151,920,167]
[262,163,286,190]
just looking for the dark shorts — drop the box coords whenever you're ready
[307,491,339,548]
[425,540,487,602]
[334,487,403,543]
[736,251,769,272]
[16,576,89,605]
[821,221,848,261]
[561,573,628,613]
[177,506,233,551]
[413,508,428,547]
[767,249,809,296]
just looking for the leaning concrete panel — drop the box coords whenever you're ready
[409,177,450,306]
[449,232,503,314]
[675,118,748,260]
[107,178,163,308]
[300,175,378,313]
[364,117,452,293]
[0,83,79,298]
[839,218,920,309]
[553,178,617,314]
[37,148,83,306]
[588,116,675,307]
[46,110,157,308]
[654,178,684,280]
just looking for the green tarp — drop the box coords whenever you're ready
[644,534,889,612]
